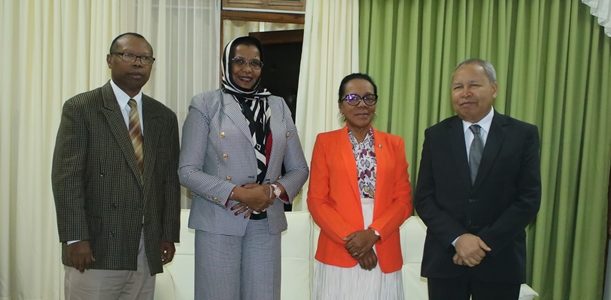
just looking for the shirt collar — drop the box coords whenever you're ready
[110,80,143,109]
[348,127,374,146]
[462,107,494,133]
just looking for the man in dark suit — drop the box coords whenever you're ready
[52,32,180,299]
[415,59,541,300]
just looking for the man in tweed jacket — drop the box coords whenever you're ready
[51,32,180,299]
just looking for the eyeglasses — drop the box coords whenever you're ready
[231,57,264,70]
[111,52,156,65]
[341,94,378,106]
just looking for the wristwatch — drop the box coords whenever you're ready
[270,183,282,198]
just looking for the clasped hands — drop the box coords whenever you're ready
[344,229,380,271]
[452,233,491,267]
[230,183,278,218]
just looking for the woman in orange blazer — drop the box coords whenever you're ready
[307,73,413,299]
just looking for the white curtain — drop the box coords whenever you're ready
[582,0,611,36]
[293,0,360,211]
[222,19,304,45]
[0,0,220,298]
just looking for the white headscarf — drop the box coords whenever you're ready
[221,36,271,97]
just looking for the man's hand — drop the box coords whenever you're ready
[160,241,176,264]
[344,229,380,258]
[67,241,95,273]
[453,233,491,267]
[357,249,378,271]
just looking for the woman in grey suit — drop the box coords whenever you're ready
[179,36,309,300]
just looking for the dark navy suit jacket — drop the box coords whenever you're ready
[415,111,541,283]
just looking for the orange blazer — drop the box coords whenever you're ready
[307,127,413,273]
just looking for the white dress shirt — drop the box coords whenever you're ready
[110,80,144,135]
[462,108,494,160]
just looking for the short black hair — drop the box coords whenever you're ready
[109,32,152,54]
[338,73,378,103]
[228,36,264,62]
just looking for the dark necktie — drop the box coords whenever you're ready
[469,124,483,184]
[128,99,144,174]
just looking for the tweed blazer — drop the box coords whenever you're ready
[179,89,309,235]
[51,82,181,275]
[414,112,541,283]
[307,127,413,273]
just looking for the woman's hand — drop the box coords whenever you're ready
[344,229,380,258]
[230,202,253,218]
[357,249,378,270]
[230,183,275,214]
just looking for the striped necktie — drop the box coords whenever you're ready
[128,99,144,174]
[469,124,483,184]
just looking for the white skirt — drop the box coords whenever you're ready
[312,197,404,300]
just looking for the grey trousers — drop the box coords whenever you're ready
[64,232,155,300]
[194,219,281,300]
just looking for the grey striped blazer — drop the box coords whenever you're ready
[179,89,309,235]
[51,82,181,275]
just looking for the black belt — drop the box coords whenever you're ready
[250,211,267,220]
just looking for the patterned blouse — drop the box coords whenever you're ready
[348,128,377,199]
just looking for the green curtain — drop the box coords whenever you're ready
[359,0,611,299]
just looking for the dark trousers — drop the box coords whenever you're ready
[428,276,520,300]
